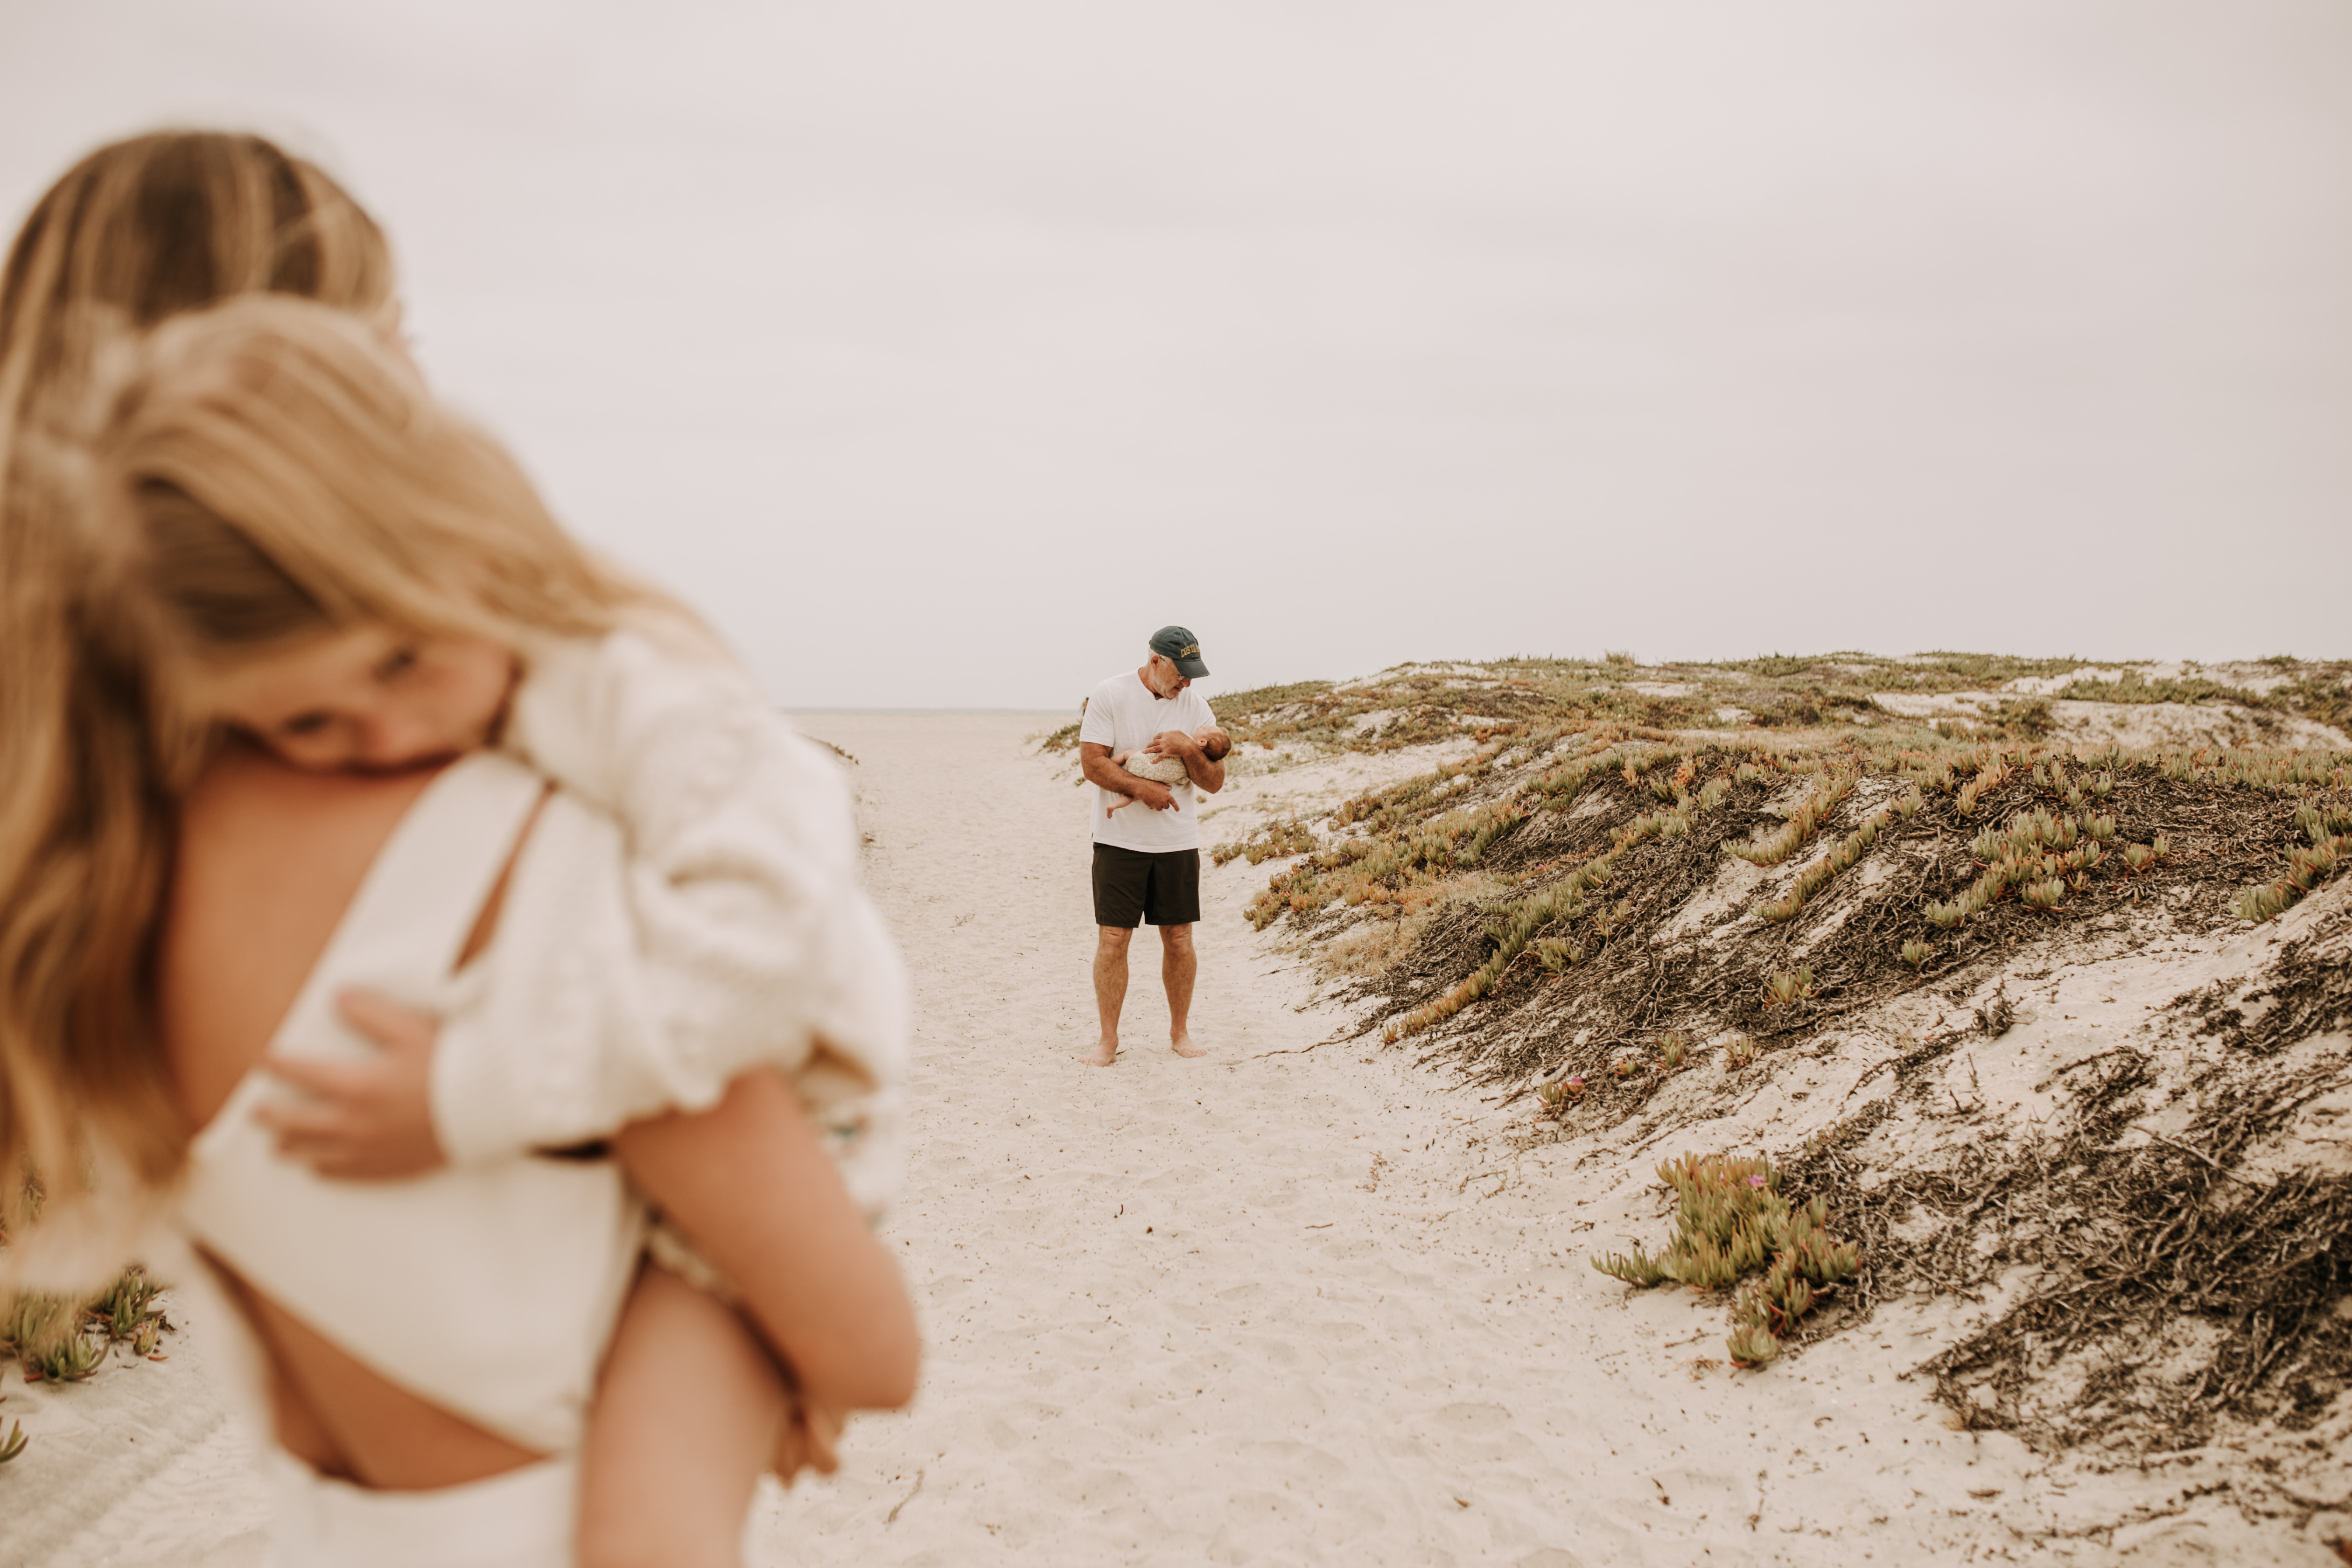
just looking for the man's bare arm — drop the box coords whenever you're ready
[1184,749,1225,795]
[1080,741,1176,811]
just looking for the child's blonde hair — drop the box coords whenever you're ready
[3,294,651,1253]
[89,296,627,701]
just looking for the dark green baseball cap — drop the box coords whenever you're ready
[1149,625,1209,679]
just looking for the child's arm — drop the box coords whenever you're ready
[260,631,908,1178]
[430,631,908,1165]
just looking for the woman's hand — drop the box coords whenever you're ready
[254,990,448,1179]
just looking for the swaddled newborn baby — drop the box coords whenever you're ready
[1106,724,1232,813]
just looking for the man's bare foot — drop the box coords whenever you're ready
[1170,1033,1206,1059]
[1078,1039,1118,1067]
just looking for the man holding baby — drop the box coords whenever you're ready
[1077,625,1232,1066]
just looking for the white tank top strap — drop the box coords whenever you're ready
[183,754,643,1455]
[267,752,547,1064]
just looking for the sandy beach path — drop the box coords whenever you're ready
[753,714,2057,1568]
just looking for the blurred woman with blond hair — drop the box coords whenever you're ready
[0,131,916,1567]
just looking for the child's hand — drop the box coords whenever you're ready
[770,1400,847,1485]
[254,990,448,1179]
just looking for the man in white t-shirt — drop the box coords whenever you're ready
[1075,625,1227,1066]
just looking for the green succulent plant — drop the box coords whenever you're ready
[1729,770,1855,867]
[2020,877,2067,912]
[1592,1150,1857,1369]
[1594,1249,1669,1287]
[30,1328,104,1383]
[2235,884,2292,922]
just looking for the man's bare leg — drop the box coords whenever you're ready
[1084,925,1133,1066]
[1161,923,1205,1057]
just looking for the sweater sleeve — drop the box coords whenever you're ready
[428,632,908,1167]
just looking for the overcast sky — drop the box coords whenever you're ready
[3,2,2346,707]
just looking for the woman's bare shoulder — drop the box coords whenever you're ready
[181,739,438,846]
[164,743,451,1117]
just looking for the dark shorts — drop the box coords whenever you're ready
[1092,844,1202,929]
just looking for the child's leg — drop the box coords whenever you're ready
[577,1264,787,1568]
[613,1069,919,1413]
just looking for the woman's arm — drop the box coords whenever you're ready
[611,1069,920,1412]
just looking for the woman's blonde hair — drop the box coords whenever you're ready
[0,133,396,1252]
[0,131,394,475]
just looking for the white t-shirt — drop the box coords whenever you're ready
[1079,671,1217,853]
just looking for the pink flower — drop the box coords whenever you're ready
[1747,1174,1768,1189]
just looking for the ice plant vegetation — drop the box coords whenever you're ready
[0,1264,173,1456]
[1199,671,2348,1123]
[2234,804,2352,922]
[1729,770,1856,868]
[1167,656,2351,1411]
[1592,1152,1860,1366]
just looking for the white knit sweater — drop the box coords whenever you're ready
[427,630,907,1213]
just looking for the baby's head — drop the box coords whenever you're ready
[1196,724,1232,763]
[83,295,623,771]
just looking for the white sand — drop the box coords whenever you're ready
[2,1297,270,1567]
[14,712,2345,1565]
